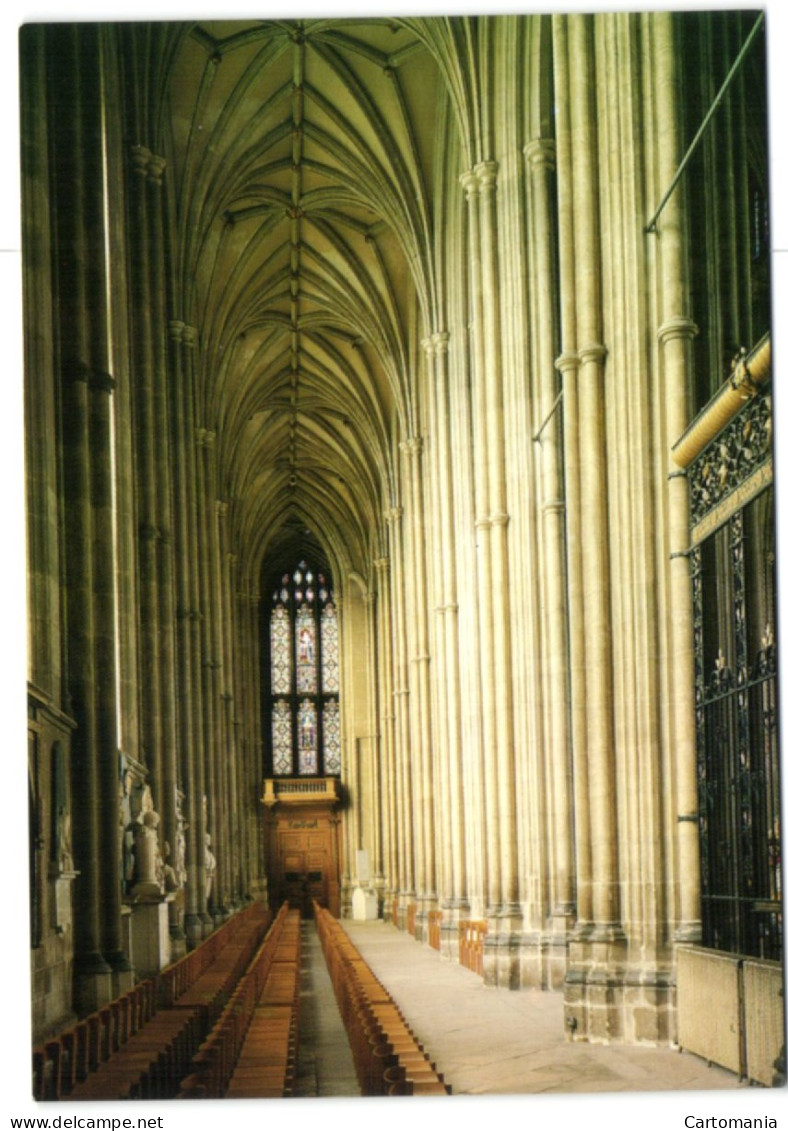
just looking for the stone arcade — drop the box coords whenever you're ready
[22,9,782,1086]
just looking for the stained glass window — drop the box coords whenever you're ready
[270,605,291,694]
[298,699,318,774]
[296,605,317,693]
[321,601,339,693]
[323,698,341,775]
[266,558,340,777]
[272,699,293,775]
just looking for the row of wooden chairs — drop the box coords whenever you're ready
[458,919,487,978]
[427,910,442,952]
[178,905,301,1099]
[32,902,273,1101]
[313,901,450,1096]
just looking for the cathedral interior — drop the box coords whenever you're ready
[19,6,785,1102]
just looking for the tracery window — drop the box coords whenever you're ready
[267,560,340,777]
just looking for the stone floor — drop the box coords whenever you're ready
[264,918,784,1131]
[341,919,745,1097]
[294,920,361,1098]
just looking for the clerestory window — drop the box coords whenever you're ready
[266,560,340,777]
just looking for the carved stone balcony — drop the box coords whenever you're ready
[262,776,340,808]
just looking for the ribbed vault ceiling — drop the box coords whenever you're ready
[145,18,452,583]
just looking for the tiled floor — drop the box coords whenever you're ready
[340,919,745,1097]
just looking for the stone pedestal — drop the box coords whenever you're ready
[352,886,378,920]
[130,898,172,977]
[53,870,79,932]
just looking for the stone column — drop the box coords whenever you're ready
[552,13,592,936]
[146,150,183,949]
[224,550,245,909]
[62,364,113,1004]
[197,431,221,927]
[460,168,500,916]
[168,319,196,945]
[386,505,414,923]
[568,14,622,941]
[374,555,397,916]
[476,159,520,933]
[128,142,164,821]
[400,437,436,936]
[363,587,384,896]
[525,137,575,958]
[429,330,469,951]
[49,23,115,1007]
[90,371,130,981]
[653,11,702,943]
[183,334,209,941]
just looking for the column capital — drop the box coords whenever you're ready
[373,556,390,574]
[216,499,229,519]
[385,506,403,525]
[490,511,510,527]
[399,436,423,459]
[182,325,198,348]
[524,137,556,170]
[196,428,216,449]
[578,342,608,366]
[475,160,499,192]
[169,320,186,343]
[147,154,167,186]
[657,316,699,345]
[431,331,450,355]
[89,369,116,395]
[555,351,580,375]
[459,169,480,199]
[130,144,151,177]
[420,336,435,359]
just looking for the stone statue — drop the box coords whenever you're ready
[162,841,180,894]
[176,824,188,887]
[204,833,217,903]
[132,808,166,898]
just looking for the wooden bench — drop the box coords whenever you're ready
[313,901,450,1096]
[33,901,273,1101]
[178,905,301,1099]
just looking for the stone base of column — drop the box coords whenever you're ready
[200,911,214,937]
[169,926,187,961]
[340,878,353,920]
[438,901,468,962]
[482,910,524,989]
[248,878,269,906]
[112,965,136,998]
[413,893,438,943]
[396,891,414,932]
[564,926,633,1043]
[381,886,396,921]
[184,913,203,949]
[130,898,172,979]
[75,953,114,1016]
[544,906,575,990]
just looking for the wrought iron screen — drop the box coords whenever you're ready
[690,392,781,961]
